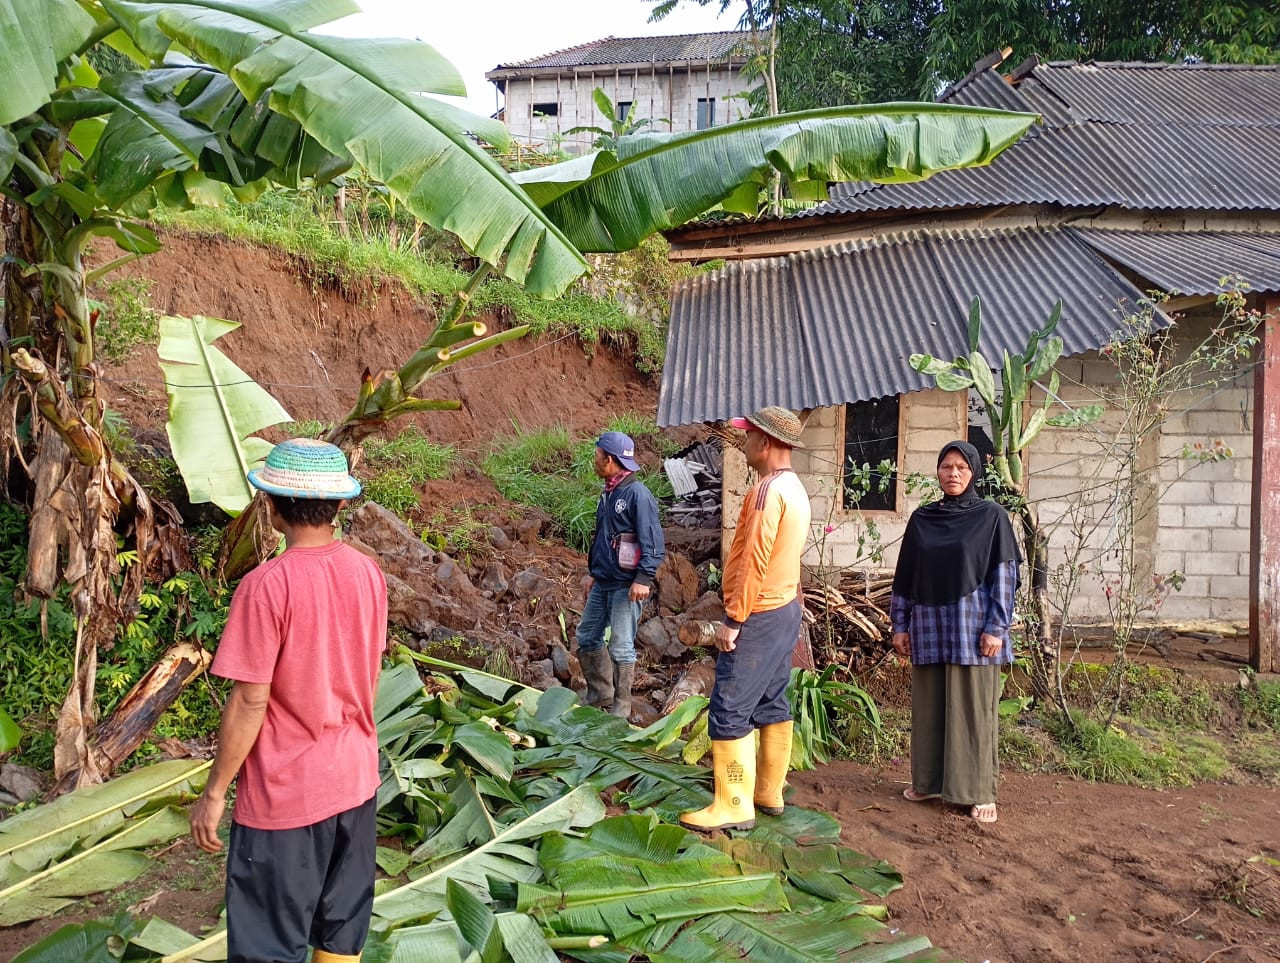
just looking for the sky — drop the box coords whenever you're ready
[323,1,736,118]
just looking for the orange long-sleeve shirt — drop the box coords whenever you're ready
[722,469,811,626]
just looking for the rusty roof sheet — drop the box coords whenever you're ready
[489,32,750,72]
[657,227,1152,427]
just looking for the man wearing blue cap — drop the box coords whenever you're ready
[188,439,387,963]
[577,430,666,718]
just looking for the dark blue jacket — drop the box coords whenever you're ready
[588,474,665,589]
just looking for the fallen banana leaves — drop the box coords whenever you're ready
[6,661,957,962]
[0,759,208,926]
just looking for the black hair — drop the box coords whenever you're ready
[267,493,342,527]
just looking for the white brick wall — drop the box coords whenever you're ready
[500,64,750,154]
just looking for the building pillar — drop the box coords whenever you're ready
[1249,295,1280,673]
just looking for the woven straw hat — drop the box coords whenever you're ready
[729,406,806,448]
[248,438,362,500]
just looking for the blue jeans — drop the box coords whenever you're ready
[576,583,640,665]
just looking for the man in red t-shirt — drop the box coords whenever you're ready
[189,439,387,963]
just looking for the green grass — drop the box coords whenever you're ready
[92,277,161,363]
[481,426,601,551]
[1241,676,1280,730]
[154,190,468,301]
[481,424,672,552]
[356,426,455,519]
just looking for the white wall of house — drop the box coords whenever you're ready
[725,308,1255,627]
[499,64,750,155]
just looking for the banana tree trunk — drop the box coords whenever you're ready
[3,184,187,791]
[52,640,213,796]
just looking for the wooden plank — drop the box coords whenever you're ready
[1249,295,1280,673]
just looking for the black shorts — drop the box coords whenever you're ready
[225,795,376,963]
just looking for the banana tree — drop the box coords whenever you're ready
[0,0,588,790]
[909,297,1102,699]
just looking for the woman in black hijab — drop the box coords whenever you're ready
[891,440,1020,823]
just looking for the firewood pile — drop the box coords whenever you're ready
[801,572,895,668]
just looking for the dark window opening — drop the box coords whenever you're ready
[843,397,900,512]
[532,102,559,117]
[696,97,716,129]
[966,387,1000,498]
[617,100,632,122]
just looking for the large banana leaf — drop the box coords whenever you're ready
[0,806,191,925]
[0,706,20,752]
[158,314,292,513]
[517,705,711,815]
[515,815,788,941]
[513,103,1039,253]
[102,0,591,297]
[0,0,96,125]
[0,758,208,881]
[372,784,605,925]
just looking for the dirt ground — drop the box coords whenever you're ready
[4,765,1277,962]
[791,764,1280,963]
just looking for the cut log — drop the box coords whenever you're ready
[661,657,717,714]
[52,640,213,797]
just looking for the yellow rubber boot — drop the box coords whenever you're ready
[754,720,794,816]
[679,734,756,833]
[311,950,361,963]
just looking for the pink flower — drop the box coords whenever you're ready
[824,524,835,534]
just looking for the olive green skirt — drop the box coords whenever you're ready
[910,663,1002,806]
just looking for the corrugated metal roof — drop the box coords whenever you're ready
[823,123,1280,213]
[1021,61,1280,127]
[1075,229,1280,295]
[657,227,1152,427]
[819,61,1280,216]
[490,32,750,71]
[938,69,1029,113]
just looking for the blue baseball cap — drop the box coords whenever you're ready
[596,431,640,471]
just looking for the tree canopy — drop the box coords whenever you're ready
[653,0,1280,109]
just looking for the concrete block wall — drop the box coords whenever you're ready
[1023,307,1255,620]
[1149,310,1254,620]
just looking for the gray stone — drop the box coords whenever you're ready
[684,591,727,623]
[637,618,685,659]
[525,659,557,691]
[510,566,552,598]
[489,526,512,550]
[0,763,43,802]
[385,573,436,635]
[549,642,572,680]
[479,562,509,596]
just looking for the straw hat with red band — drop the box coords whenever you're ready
[729,406,805,448]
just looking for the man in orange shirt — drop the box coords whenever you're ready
[681,407,811,833]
